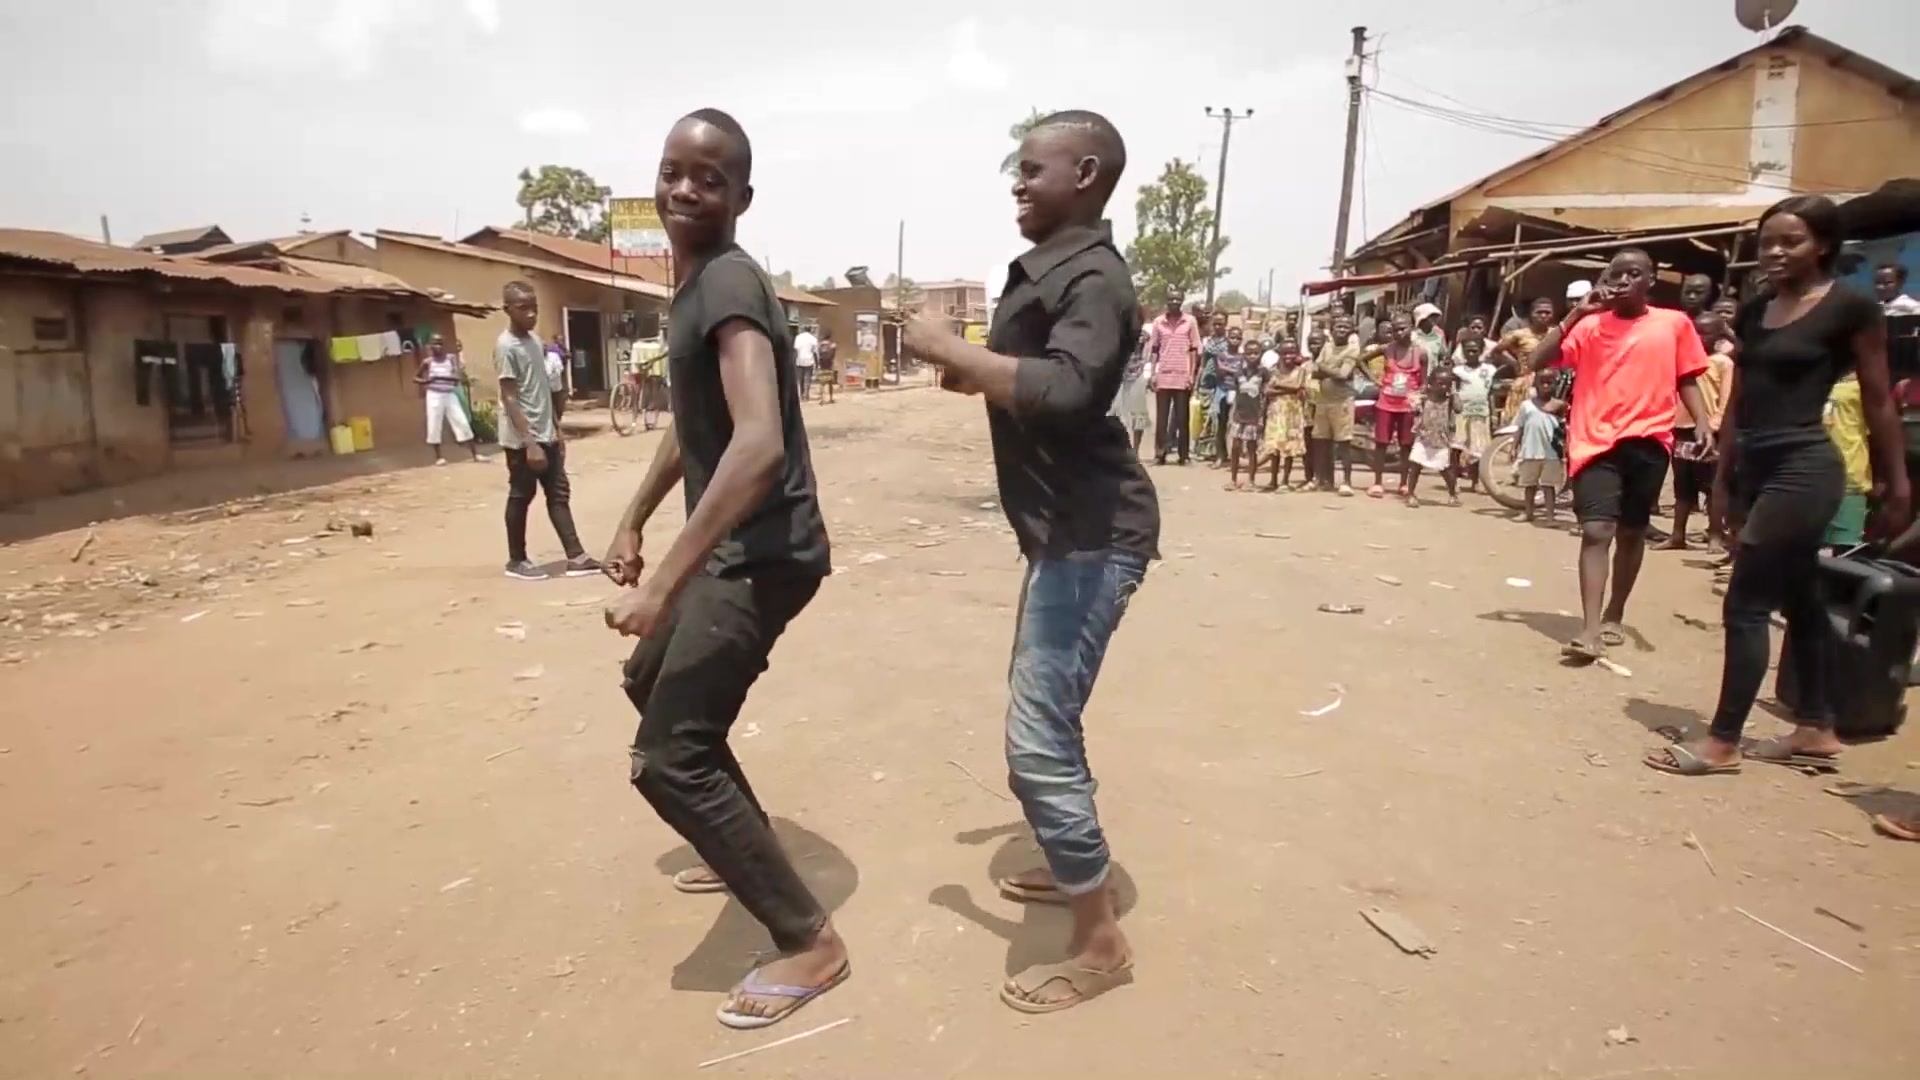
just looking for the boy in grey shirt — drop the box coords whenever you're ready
[497,280,598,580]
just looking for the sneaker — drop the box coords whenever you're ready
[563,554,605,578]
[504,560,546,581]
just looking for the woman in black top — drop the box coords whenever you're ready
[1646,195,1911,776]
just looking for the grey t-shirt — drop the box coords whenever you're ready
[495,329,557,448]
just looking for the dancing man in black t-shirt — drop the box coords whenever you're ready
[602,109,847,1030]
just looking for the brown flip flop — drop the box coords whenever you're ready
[997,876,1069,906]
[1000,960,1134,1014]
[1643,745,1741,776]
[1872,814,1920,841]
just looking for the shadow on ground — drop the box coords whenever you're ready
[927,820,1139,978]
[650,819,859,993]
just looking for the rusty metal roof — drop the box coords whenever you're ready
[0,228,485,312]
[194,229,357,262]
[129,224,230,251]
[376,230,675,302]
[458,225,833,306]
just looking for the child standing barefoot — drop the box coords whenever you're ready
[1514,381,1565,523]
[1226,363,1266,490]
[1260,339,1311,491]
[1405,374,1457,507]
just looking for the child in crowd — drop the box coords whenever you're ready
[1823,370,1872,553]
[1404,369,1457,507]
[1514,379,1565,523]
[1666,312,1737,550]
[1261,337,1313,491]
[1451,337,1496,493]
[1210,327,1249,466]
[1226,359,1266,490]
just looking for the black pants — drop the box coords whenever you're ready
[625,573,827,952]
[504,442,584,563]
[1710,438,1844,743]
[1153,388,1191,463]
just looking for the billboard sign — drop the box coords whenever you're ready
[609,198,667,257]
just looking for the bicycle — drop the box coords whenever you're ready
[611,355,668,436]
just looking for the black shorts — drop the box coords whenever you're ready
[1573,437,1671,528]
[1670,437,1711,509]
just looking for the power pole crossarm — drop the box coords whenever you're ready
[1330,26,1368,277]
[1203,106,1252,308]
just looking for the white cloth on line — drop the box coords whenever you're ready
[357,333,386,360]
[381,330,403,357]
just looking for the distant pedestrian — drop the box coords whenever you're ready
[1260,337,1312,491]
[415,334,480,465]
[1411,302,1449,378]
[1310,314,1361,495]
[1450,336,1496,489]
[816,329,838,403]
[1876,262,1920,315]
[1369,310,1423,498]
[497,283,597,580]
[1404,370,1457,507]
[793,322,820,400]
[1514,380,1565,523]
[1110,326,1153,454]
[1148,288,1200,465]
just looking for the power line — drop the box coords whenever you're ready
[1365,88,1858,195]
[1368,77,1901,134]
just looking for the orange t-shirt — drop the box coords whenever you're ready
[1561,307,1709,477]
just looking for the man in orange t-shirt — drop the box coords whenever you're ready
[1528,249,1711,660]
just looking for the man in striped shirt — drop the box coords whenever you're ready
[1148,288,1200,465]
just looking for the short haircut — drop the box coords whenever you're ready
[502,279,536,303]
[1614,247,1654,269]
[683,107,752,183]
[1529,296,1556,309]
[1879,262,1909,284]
[1682,272,1713,285]
[1760,194,1845,273]
[1034,109,1127,197]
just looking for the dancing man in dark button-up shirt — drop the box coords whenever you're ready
[903,109,1159,1016]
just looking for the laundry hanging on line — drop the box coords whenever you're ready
[330,336,360,363]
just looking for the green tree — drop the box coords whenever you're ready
[1125,158,1229,302]
[1001,108,1048,175]
[515,165,612,241]
[1214,289,1252,312]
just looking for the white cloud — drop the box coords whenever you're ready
[518,107,592,137]
[203,0,466,79]
[464,0,500,35]
[944,19,1010,92]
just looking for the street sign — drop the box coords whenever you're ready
[609,198,667,257]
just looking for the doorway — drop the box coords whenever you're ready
[273,339,328,444]
[563,308,605,394]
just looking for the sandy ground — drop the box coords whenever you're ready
[2,386,1917,1079]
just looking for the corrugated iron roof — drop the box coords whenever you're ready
[374,230,673,302]
[0,228,486,313]
[129,224,229,251]
[195,229,356,261]
[459,225,833,306]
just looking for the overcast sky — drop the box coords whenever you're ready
[1,0,1912,297]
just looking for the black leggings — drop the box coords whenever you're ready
[1709,438,1844,743]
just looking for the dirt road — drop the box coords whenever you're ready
[2,388,1915,1078]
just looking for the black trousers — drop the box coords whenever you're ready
[625,573,827,953]
[1153,388,1191,463]
[1710,438,1844,743]
[504,442,584,563]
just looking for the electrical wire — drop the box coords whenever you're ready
[1365,87,1858,195]
[1368,77,1901,134]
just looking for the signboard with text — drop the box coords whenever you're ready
[609,198,667,257]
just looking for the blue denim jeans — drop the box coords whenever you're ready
[1005,550,1148,894]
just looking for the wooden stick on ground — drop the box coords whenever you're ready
[697,1016,854,1069]
[946,759,1011,801]
[1735,907,1863,974]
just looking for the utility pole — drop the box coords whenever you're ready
[1202,107,1251,308]
[1330,26,1368,276]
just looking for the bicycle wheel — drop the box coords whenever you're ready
[610,382,639,436]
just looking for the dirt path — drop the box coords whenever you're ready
[2,388,1915,1079]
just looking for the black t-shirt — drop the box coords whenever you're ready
[667,246,831,579]
[986,223,1160,560]
[1732,283,1881,447]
